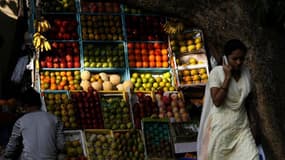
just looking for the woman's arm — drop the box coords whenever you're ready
[210,76,231,107]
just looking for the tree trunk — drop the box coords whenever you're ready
[125,0,285,159]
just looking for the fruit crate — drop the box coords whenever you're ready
[84,129,113,160]
[111,129,146,160]
[175,66,209,88]
[99,91,133,130]
[70,89,104,129]
[169,122,199,153]
[40,0,76,13]
[63,130,87,159]
[39,70,82,91]
[169,29,206,56]
[127,42,170,69]
[129,71,176,92]
[42,91,81,129]
[80,1,121,13]
[82,42,125,68]
[131,91,157,129]
[141,119,174,159]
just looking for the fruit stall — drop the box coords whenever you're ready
[29,0,209,159]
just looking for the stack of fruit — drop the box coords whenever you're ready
[44,93,80,129]
[63,131,87,160]
[155,92,190,122]
[81,15,123,41]
[125,16,167,41]
[170,30,204,54]
[83,43,125,68]
[130,72,175,91]
[71,88,104,129]
[40,42,80,68]
[85,130,113,160]
[143,121,173,158]
[128,42,169,68]
[178,68,208,85]
[41,0,76,12]
[100,97,132,130]
[132,92,158,128]
[81,1,120,13]
[124,5,143,14]
[48,17,78,40]
[111,130,145,160]
[80,71,133,92]
[40,70,81,90]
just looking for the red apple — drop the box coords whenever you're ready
[65,54,72,62]
[74,61,80,68]
[73,56,80,62]
[53,63,59,68]
[67,61,73,68]
[40,61,46,68]
[60,61,66,68]
[73,47,79,54]
[46,62,52,68]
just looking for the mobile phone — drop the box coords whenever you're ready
[223,55,228,65]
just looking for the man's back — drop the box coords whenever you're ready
[5,111,64,160]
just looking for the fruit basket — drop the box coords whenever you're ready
[141,119,174,159]
[63,130,87,159]
[99,92,133,130]
[84,129,113,160]
[176,67,209,87]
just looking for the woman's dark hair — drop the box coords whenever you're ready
[20,87,42,108]
[224,39,247,56]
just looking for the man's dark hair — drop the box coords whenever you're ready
[224,39,247,56]
[20,87,42,108]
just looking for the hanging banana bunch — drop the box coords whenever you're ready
[33,32,51,52]
[163,20,185,35]
[34,17,51,33]
[33,17,52,52]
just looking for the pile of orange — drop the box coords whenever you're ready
[128,42,169,68]
[40,70,81,90]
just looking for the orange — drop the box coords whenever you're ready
[44,77,50,83]
[50,84,57,90]
[69,85,76,90]
[142,61,149,68]
[149,55,155,62]
[60,81,66,87]
[136,61,142,68]
[67,76,73,81]
[64,86,69,90]
[141,49,147,55]
[60,71,66,76]
[149,61,156,68]
[162,55,168,61]
[50,77,56,84]
[161,49,168,55]
[156,61,162,68]
[155,55,161,62]
[66,71,72,77]
[162,62,169,68]
[57,85,63,90]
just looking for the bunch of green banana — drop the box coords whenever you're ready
[33,32,51,52]
[34,18,51,33]
[163,21,184,34]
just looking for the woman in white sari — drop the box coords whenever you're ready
[197,39,259,160]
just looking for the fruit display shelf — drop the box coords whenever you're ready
[40,0,76,13]
[141,119,174,159]
[80,1,121,14]
[63,130,88,159]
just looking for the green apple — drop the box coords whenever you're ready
[153,82,159,88]
[135,82,141,88]
[130,77,136,83]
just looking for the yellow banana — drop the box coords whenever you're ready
[44,40,51,51]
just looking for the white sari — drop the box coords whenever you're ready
[197,66,259,160]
